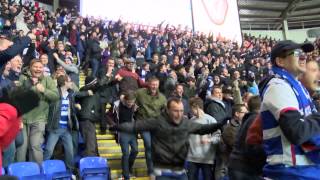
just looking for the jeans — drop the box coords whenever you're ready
[155,173,188,180]
[3,142,15,167]
[187,162,214,180]
[15,131,24,148]
[215,153,227,180]
[141,131,153,175]
[3,131,24,167]
[44,128,74,170]
[119,132,138,180]
[90,58,100,77]
[16,122,46,164]
[71,130,79,158]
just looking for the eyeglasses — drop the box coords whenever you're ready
[286,49,303,57]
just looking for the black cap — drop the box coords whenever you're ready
[271,40,314,64]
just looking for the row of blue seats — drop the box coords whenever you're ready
[1,157,110,180]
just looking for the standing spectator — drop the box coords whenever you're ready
[53,52,79,86]
[44,75,78,171]
[7,55,23,81]
[138,62,152,82]
[113,98,222,180]
[77,33,87,65]
[135,76,167,176]
[112,92,139,180]
[76,76,100,156]
[0,33,35,68]
[97,58,119,133]
[0,61,14,97]
[39,54,51,77]
[115,57,145,94]
[16,59,59,164]
[204,86,228,123]
[222,104,248,162]
[204,85,229,179]
[40,38,57,73]
[85,31,102,77]
[228,96,265,180]
[170,84,190,116]
[259,40,320,179]
[187,97,221,180]
[0,87,40,174]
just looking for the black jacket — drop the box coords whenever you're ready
[85,39,102,61]
[97,67,119,104]
[75,86,101,122]
[47,89,80,131]
[228,112,266,174]
[204,98,228,123]
[117,111,222,169]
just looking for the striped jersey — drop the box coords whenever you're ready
[261,77,320,179]
[59,93,69,128]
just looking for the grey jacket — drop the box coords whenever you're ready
[187,114,221,164]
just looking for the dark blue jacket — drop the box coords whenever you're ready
[0,36,31,68]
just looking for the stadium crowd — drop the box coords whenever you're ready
[1,0,320,179]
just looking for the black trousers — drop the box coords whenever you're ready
[187,162,214,180]
[228,168,263,180]
[79,120,98,156]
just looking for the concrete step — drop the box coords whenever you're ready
[108,158,147,170]
[101,152,145,160]
[111,168,148,179]
[98,146,145,154]
[97,139,144,147]
[97,134,115,140]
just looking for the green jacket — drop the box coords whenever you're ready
[19,72,59,124]
[135,88,167,120]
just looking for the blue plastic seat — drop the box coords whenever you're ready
[8,162,45,179]
[42,160,72,180]
[79,157,110,180]
[1,167,5,175]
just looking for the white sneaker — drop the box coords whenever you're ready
[71,174,77,180]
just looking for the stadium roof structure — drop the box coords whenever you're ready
[238,0,320,30]
[40,0,320,31]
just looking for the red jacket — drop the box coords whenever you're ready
[116,68,146,87]
[0,103,21,174]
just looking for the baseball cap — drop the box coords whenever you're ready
[271,40,314,64]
